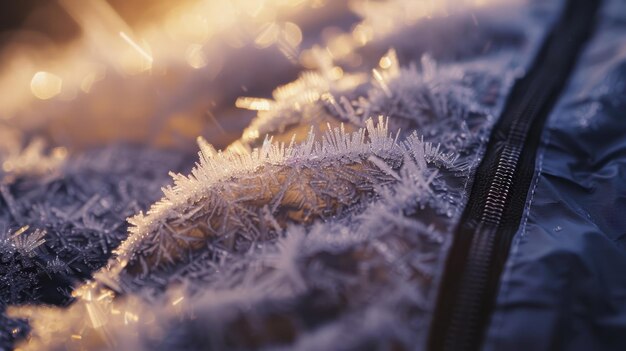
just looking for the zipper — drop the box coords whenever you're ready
[428,0,601,350]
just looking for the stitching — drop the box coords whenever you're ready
[485,119,553,349]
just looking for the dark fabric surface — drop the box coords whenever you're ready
[484,1,626,349]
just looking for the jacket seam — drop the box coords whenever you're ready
[485,122,553,349]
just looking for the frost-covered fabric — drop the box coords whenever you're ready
[0,146,191,348]
[1,1,561,350]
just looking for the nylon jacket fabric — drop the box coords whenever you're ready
[484,1,626,350]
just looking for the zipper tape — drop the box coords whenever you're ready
[428,0,601,350]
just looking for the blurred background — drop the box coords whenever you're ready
[0,0,497,163]
[0,0,365,153]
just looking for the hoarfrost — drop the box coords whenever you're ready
[0,138,66,181]
[6,48,514,351]
[0,145,189,350]
[99,116,462,293]
[0,0,558,347]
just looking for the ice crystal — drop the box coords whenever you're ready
[335,50,507,154]
[97,116,461,293]
[4,52,512,351]
[0,226,47,304]
[5,43,520,351]
[238,69,367,148]
[0,226,46,258]
[9,148,454,350]
[0,138,67,182]
[0,0,557,348]
[8,95,476,349]
[0,144,190,350]
[241,48,509,167]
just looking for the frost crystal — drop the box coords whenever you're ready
[0,226,46,303]
[100,116,461,293]
[0,145,189,349]
[237,69,367,148]
[240,48,508,166]
[0,138,66,181]
[0,226,46,258]
[5,44,517,350]
[0,0,558,347]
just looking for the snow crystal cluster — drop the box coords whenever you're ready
[93,116,460,293]
[0,137,66,182]
[5,47,514,350]
[0,146,189,349]
[0,0,548,349]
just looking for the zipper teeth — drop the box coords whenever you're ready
[481,97,538,225]
[481,144,520,225]
[428,0,601,350]
[482,77,546,225]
